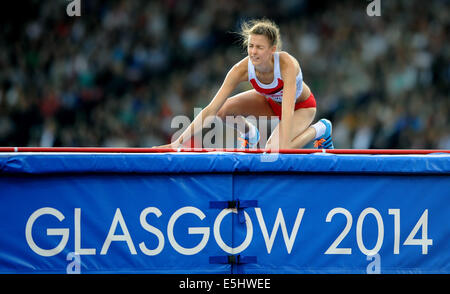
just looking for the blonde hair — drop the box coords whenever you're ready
[240,19,282,51]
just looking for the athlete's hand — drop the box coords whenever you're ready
[152,140,181,149]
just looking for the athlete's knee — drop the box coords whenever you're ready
[217,104,231,121]
[216,108,225,121]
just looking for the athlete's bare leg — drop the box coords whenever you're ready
[217,89,276,134]
[266,107,316,149]
[217,89,318,149]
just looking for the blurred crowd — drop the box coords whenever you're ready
[0,0,448,149]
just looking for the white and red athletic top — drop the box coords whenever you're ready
[248,52,303,103]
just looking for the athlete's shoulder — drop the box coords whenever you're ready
[278,51,297,64]
[233,56,250,71]
[229,56,249,81]
[278,51,300,72]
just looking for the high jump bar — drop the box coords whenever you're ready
[0,147,449,155]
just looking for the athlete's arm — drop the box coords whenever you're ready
[206,57,248,114]
[155,58,248,148]
[278,52,298,149]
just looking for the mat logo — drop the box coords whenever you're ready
[25,207,305,257]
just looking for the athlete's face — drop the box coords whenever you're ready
[247,34,276,66]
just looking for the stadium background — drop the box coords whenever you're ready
[0,0,448,149]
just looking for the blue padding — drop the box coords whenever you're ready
[208,199,258,224]
[209,255,257,264]
[1,153,449,174]
[209,200,258,209]
[0,152,448,274]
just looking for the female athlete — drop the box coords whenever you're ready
[156,19,334,150]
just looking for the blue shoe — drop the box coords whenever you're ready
[314,119,334,149]
[238,127,260,149]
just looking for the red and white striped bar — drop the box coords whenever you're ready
[0,147,449,154]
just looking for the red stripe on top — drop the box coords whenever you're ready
[250,78,284,95]
[0,147,449,154]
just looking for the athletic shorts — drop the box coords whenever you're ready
[266,93,316,119]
